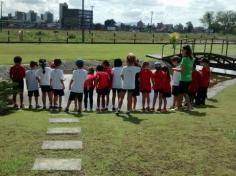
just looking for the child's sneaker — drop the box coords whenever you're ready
[14,104,19,109]
[115,109,121,115]
[146,107,150,112]
[112,107,116,112]
[126,111,131,116]
[84,109,88,112]
[161,109,167,113]
[43,106,47,110]
[20,104,25,109]
[36,105,41,109]
[64,108,69,113]
[156,108,161,112]
[29,105,33,109]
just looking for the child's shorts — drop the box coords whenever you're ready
[53,89,65,96]
[96,89,109,96]
[132,88,140,96]
[140,90,151,93]
[28,90,39,97]
[172,86,180,96]
[154,89,162,94]
[13,80,24,91]
[162,92,171,98]
[69,92,83,102]
[179,81,191,94]
[41,85,52,93]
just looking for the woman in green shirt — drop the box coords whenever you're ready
[173,45,194,111]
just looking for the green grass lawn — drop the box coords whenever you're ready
[0,43,236,64]
[0,85,236,176]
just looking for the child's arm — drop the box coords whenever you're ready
[61,80,65,90]
[69,80,73,90]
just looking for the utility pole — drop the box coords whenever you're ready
[0,1,3,32]
[81,0,85,43]
[150,11,154,32]
[89,5,94,33]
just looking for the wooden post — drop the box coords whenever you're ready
[134,33,136,44]
[113,32,116,44]
[152,33,155,44]
[226,41,229,57]
[91,32,94,44]
[204,39,207,53]
[38,31,41,44]
[221,40,224,54]
[180,40,183,54]
[192,39,196,54]
[66,32,69,43]
[8,30,10,43]
[210,38,213,54]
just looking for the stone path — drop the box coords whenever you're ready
[32,116,82,171]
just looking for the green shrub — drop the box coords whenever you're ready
[68,34,76,39]
[0,81,16,115]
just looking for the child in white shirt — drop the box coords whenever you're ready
[25,61,40,109]
[50,59,65,110]
[65,60,88,113]
[111,58,123,111]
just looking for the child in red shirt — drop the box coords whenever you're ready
[102,60,112,111]
[139,62,153,111]
[196,59,210,105]
[84,67,95,112]
[160,66,171,112]
[9,56,26,109]
[152,62,164,111]
[188,64,201,104]
[95,65,110,111]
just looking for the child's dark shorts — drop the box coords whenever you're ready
[69,92,83,102]
[179,81,191,94]
[28,90,39,97]
[13,80,24,91]
[172,86,181,96]
[41,85,52,93]
[53,89,65,96]
[97,89,109,96]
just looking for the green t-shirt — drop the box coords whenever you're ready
[180,56,193,82]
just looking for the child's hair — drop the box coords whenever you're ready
[39,59,47,74]
[154,62,162,70]
[96,65,104,72]
[126,53,136,65]
[88,67,95,74]
[193,64,197,70]
[162,65,170,79]
[171,56,181,63]
[75,60,84,68]
[54,59,62,67]
[142,62,149,68]
[30,61,38,68]
[14,56,22,64]
[182,45,193,59]
[114,58,122,67]
[102,60,110,67]
[201,58,209,64]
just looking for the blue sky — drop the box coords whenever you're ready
[2,0,236,26]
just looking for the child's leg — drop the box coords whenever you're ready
[133,96,137,111]
[13,93,17,106]
[29,96,32,106]
[112,90,116,108]
[147,93,150,109]
[20,90,24,107]
[84,89,88,110]
[48,91,53,107]
[158,93,163,110]
[162,97,167,111]
[89,89,94,110]
[97,94,101,110]
[78,95,83,112]
[127,91,133,112]
[42,92,46,107]
[102,95,106,110]
[54,95,58,107]
[142,92,145,110]
[118,91,126,111]
[184,93,192,110]
[35,96,39,106]
[152,92,158,109]
[74,99,78,111]
[106,92,110,109]
[59,96,62,108]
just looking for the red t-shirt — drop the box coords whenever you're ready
[139,68,153,91]
[199,67,210,88]
[188,70,201,93]
[84,74,95,90]
[10,64,26,81]
[153,70,164,90]
[104,68,112,88]
[162,72,171,93]
[95,71,110,90]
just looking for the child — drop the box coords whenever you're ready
[160,66,171,112]
[95,65,110,112]
[102,60,112,111]
[84,67,95,112]
[36,59,53,109]
[25,61,40,109]
[139,62,153,112]
[171,56,181,110]
[50,59,65,110]
[132,59,141,111]
[152,62,164,111]
[196,59,210,105]
[188,64,201,104]
[111,59,123,111]
[9,56,26,109]
[117,53,141,115]
[65,60,87,113]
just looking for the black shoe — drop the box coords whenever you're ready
[64,108,69,113]
[112,107,116,112]
[29,105,33,109]
[43,106,46,110]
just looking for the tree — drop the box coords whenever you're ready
[186,21,194,33]
[94,23,104,30]
[174,23,184,32]
[200,11,215,32]
[216,11,236,34]
[104,19,116,28]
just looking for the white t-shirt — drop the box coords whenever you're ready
[172,65,181,86]
[121,66,141,90]
[36,67,52,86]
[51,69,64,90]
[25,69,39,91]
[112,67,123,89]
[71,69,88,93]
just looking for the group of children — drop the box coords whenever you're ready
[9,45,210,114]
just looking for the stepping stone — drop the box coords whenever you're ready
[32,158,81,171]
[42,140,82,150]
[47,127,81,135]
[49,118,80,123]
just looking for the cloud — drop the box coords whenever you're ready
[1,0,236,26]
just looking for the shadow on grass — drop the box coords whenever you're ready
[116,113,146,124]
[194,104,218,109]
[0,108,18,117]
[207,98,218,103]
[183,110,207,117]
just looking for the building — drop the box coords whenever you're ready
[26,10,37,23]
[15,11,26,21]
[43,11,54,23]
[59,2,93,29]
